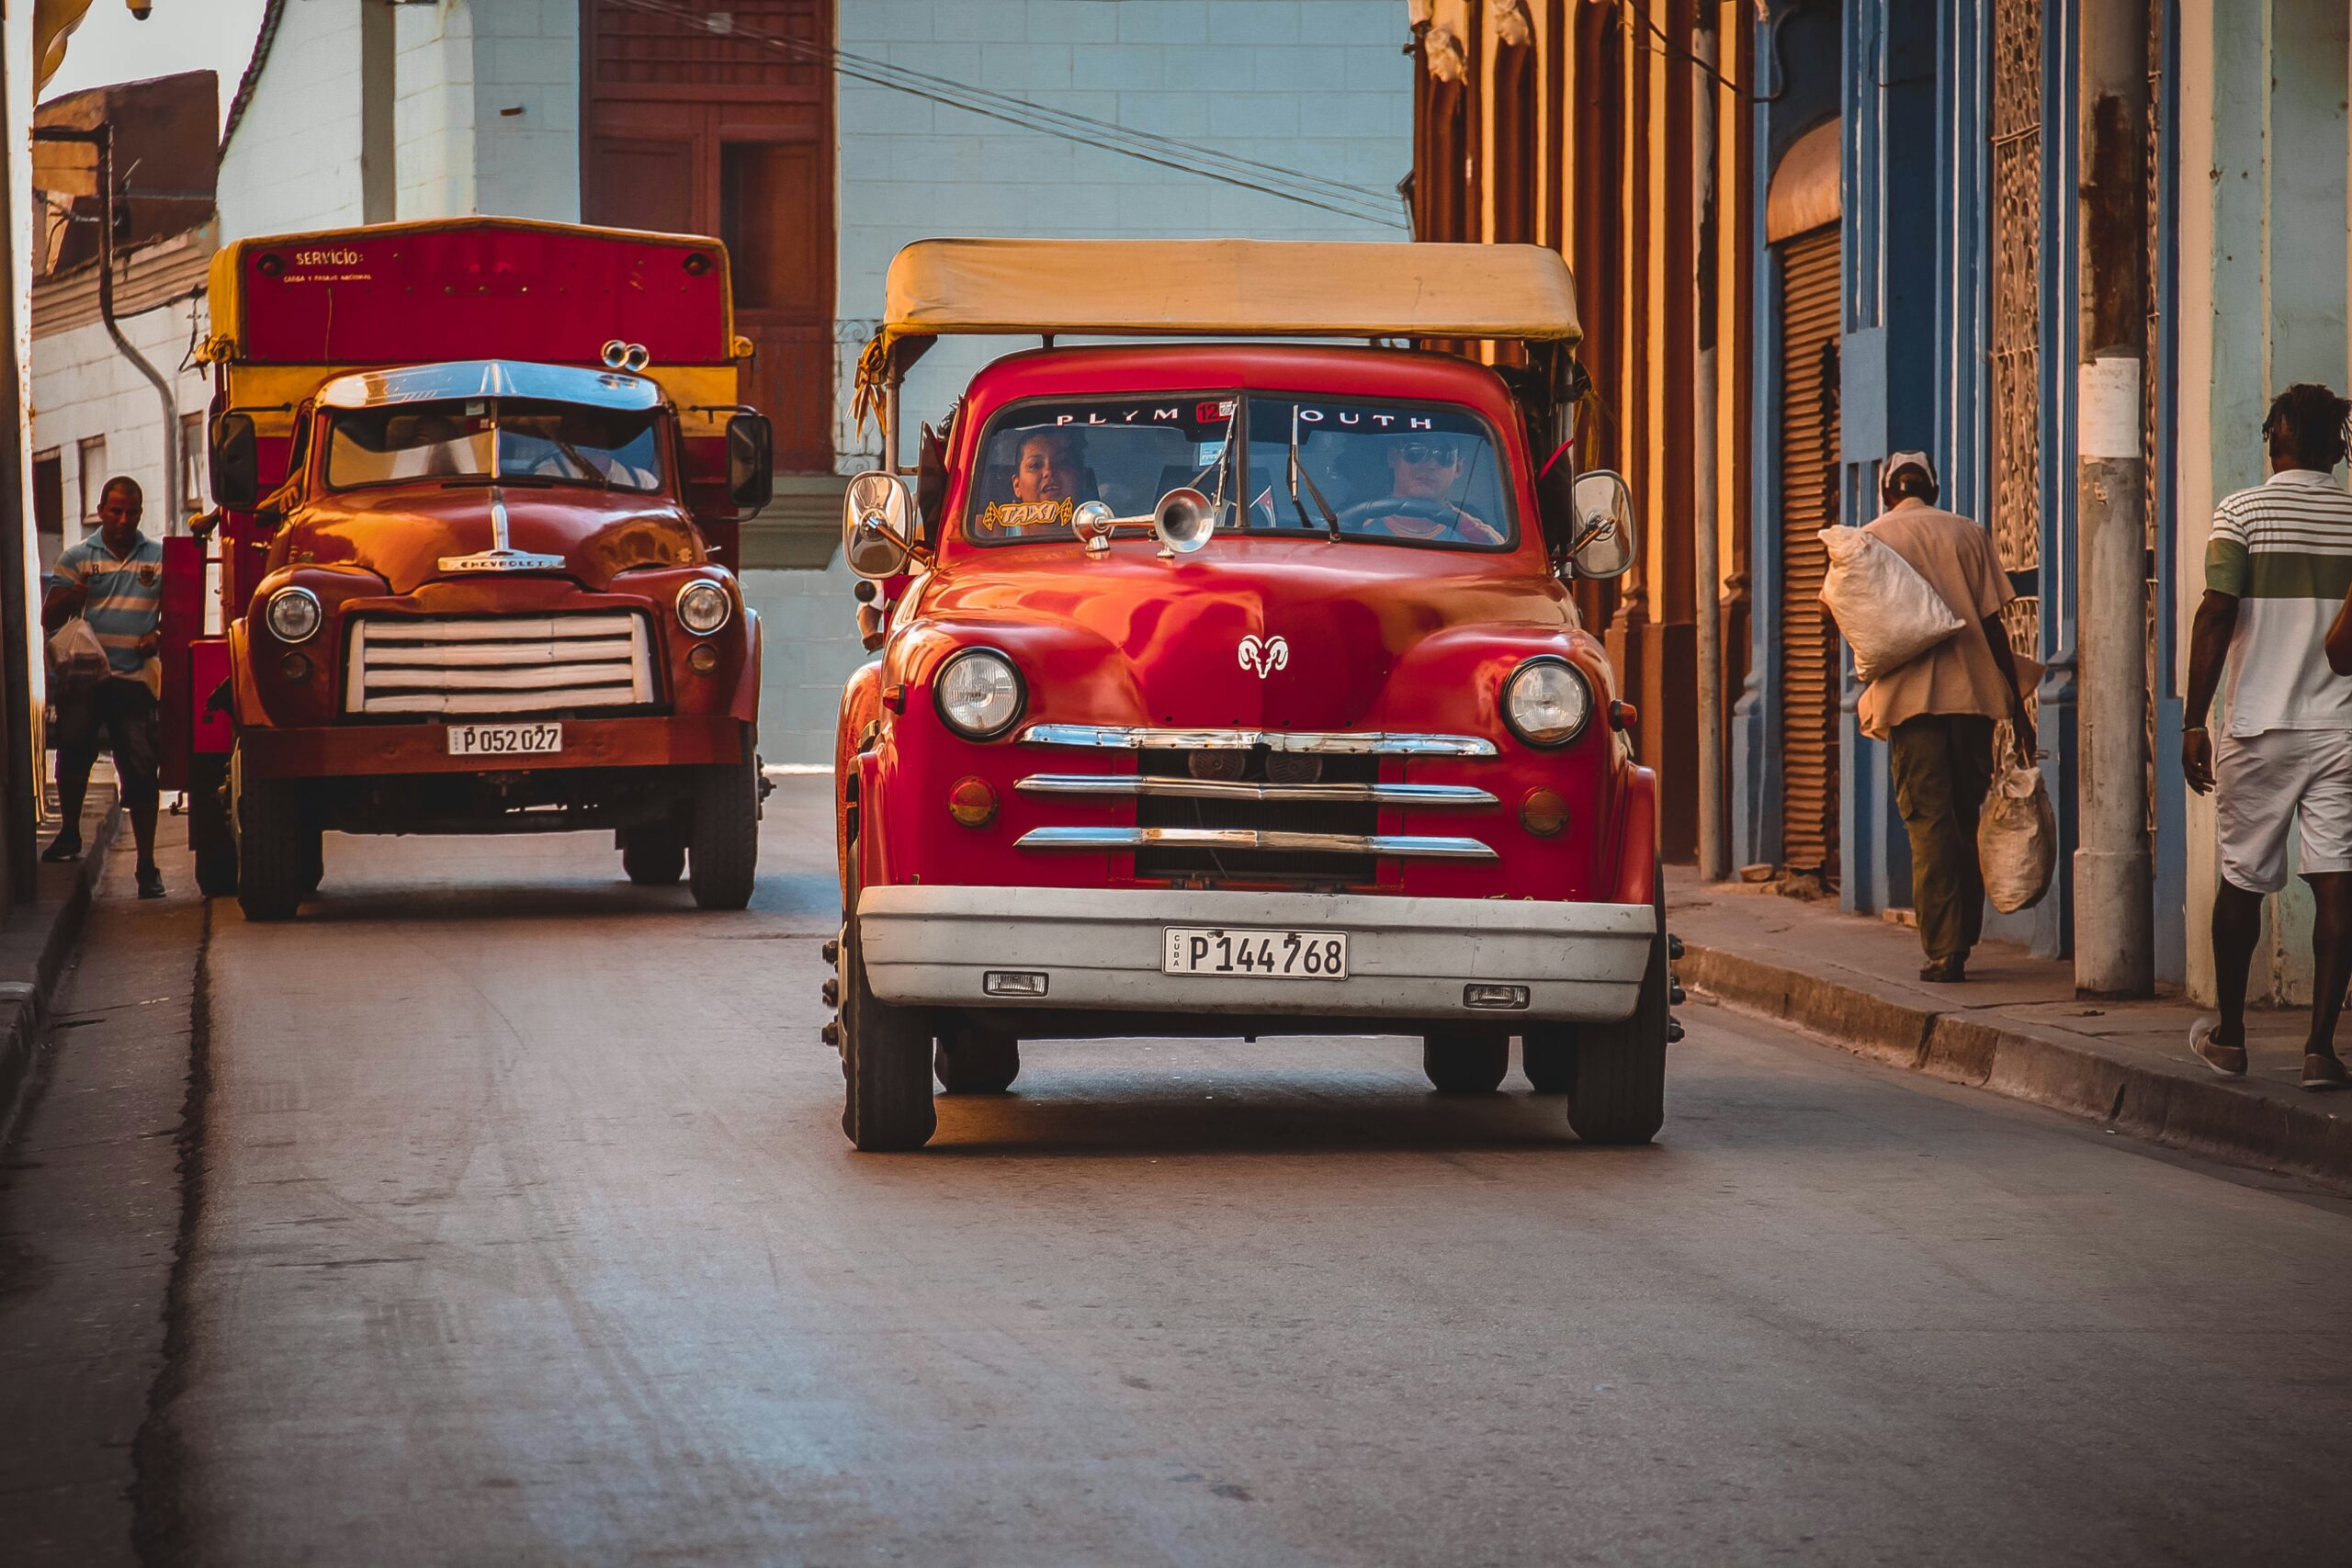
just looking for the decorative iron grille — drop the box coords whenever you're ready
[1989,0,2043,694]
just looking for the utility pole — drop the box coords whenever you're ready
[0,29,35,905]
[2073,0,2154,997]
[1691,6,1725,881]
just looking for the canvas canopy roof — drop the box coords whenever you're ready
[869,238,1581,371]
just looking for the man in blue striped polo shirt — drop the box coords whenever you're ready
[42,475,165,898]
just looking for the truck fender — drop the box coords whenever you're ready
[725,608,762,726]
[1611,763,1659,908]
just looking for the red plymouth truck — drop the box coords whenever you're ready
[826,239,1673,1150]
[170,218,772,919]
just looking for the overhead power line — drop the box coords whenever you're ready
[601,0,1409,231]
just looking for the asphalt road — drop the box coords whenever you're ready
[55,780,2352,1563]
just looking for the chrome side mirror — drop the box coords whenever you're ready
[1566,470,1638,579]
[842,469,918,580]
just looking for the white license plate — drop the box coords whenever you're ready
[1162,927,1348,979]
[446,722,563,758]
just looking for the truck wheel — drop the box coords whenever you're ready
[1567,862,1669,1145]
[687,743,759,910]
[1521,1029,1578,1093]
[623,821,686,886]
[1422,1030,1509,1094]
[189,754,238,898]
[935,1025,1020,1094]
[839,839,936,1151]
[234,764,317,922]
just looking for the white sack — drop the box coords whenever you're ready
[1978,753,2056,913]
[1816,525,1966,683]
[45,617,109,698]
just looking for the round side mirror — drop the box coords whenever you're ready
[1151,487,1216,558]
[842,469,916,580]
[1566,470,1638,579]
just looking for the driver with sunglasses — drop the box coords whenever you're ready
[1363,433,1504,545]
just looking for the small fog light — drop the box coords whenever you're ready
[1520,786,1568,838]
[947,775,998,828]
[687,644,719,675]
[279,651,312,682]
[983,971,1047,997]
[1464,984,1531,1010]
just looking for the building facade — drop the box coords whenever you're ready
[29,0,1414,764]
[1405,0,1754,869]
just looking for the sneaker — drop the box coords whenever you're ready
[2302,1053,2349,1092]
[2189,1016,2247,1077]
[40,835,81,863]
[135,866,164,900]
[1919,956,1967,983]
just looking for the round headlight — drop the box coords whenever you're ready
[934,648,1024,739]
[676,579,731,636]
[265,586,322,645]
[1502,657,1592,747]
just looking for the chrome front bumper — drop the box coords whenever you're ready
[856,886,1654,1021]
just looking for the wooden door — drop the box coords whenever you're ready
[582,1,836,472]
[1776,225,1841,884]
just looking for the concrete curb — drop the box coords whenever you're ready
[1681,940,2352,1195]
[0,798,122,1143]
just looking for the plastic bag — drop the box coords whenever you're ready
[1816,525,1966,683]
[1979,752,2056,913]
[46,616,109,698]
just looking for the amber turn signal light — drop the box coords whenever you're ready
[687,644,719,675]
[1610,699,1638,731]
[278,652,311,682]
[1520,786,1568,838]
[947,775,998,828]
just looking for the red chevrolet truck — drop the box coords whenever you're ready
[825,239,1674,1150]
[169,218,772,919]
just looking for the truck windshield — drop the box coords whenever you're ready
[963,393,1512,549]
[325,398,665,493]
[964,395,1238,543]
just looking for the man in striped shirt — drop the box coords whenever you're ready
[2184,384,2352,1091]
[41,476,165,898]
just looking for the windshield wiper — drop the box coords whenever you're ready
[1286,405,1341,540]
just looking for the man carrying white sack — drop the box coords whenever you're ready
[1836,452,2037,983]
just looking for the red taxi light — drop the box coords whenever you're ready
[947,776,999,829]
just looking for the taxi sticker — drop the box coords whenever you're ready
[975,496,1077,535]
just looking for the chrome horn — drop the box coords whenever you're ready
[1151,487,1216,559]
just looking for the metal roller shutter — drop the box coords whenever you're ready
[1777,225,1842,884]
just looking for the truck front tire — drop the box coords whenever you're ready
[1422,1030,1510,1094]
[233,761,318,923]
[687,742,759,910]
[190,753,238,898]
[935,1025,1020,1094]
[623,820,686,886]
[1566,862,1669,1145]
[838,839,936,1150]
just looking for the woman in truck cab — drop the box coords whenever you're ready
[1361,433,1504,546]
[976,427,1091,538]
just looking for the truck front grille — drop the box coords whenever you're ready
[1134,748,1380,883]
[345,612,656,717]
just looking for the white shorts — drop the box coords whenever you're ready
[2215,728,2352,895]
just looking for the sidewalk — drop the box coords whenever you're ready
[1668,866,2352,1193]
[0,787,119,1143]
